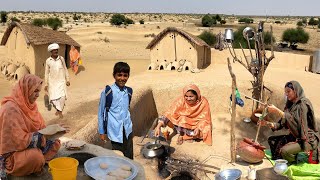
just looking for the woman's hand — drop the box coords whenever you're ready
[258,120,275,129]
[193,128,200,137]
[59,123,70,133]
[154,122,164,137]
[99,134,108,142]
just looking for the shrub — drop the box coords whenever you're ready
[318,23,320,29]
[263,31,276,45]
[110,14,126,25]
[220,19,226,25]
[238,18,254,24]
[124,18,134,25]
[282,28,309,48]
[1,11,7,23]
[308,17,318,26]
[297,21,303,27]
[73,14,81,21]
[197,31,216,46]
[302,18,307,24]
[32,18,47,27]
[139,19,144,24]
[11,17,20,22]
[275,20,281,24]
[47,17,62,30]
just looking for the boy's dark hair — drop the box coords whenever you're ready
[113,62,130,76]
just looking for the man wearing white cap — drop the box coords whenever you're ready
[44,43,70,118]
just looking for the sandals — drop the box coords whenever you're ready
[176,135,183,145]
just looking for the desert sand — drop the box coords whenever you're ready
[0,13,320,179]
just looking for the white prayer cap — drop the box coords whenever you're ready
[48,43,60,52]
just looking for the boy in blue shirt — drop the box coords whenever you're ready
[98,62,133,159]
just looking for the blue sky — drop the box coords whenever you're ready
[1,0,319,16]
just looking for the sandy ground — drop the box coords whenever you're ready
[0,19,320,179]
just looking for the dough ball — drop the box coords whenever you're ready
[99,163,108,169]
[120,164,131,171]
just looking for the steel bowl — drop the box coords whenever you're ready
[215,169,242,180]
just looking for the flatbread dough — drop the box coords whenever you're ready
[108,169,131,179]
[120,164,131,171]
[99,163,108,169]
[65,140,86,150]
[38,124,66,135]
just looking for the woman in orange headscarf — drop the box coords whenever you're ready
[154,84,212,145]
[69,45,81,74]
[0,74,62,177]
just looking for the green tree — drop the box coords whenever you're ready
[201,14,216,27]
[110,14,126,25]
[282,28,309,49]
[197,31,216,46]
[215,14,221,22]
[139,19,144,24]
[32,18,47,27]
[1,11,7,24]
[47,17,63,30]
[220,19,226,25]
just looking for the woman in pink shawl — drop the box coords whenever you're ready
[154,84,212,145]
[0,75,63,177]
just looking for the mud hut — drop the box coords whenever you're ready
[1,22,80,78]
[146,27,211,70]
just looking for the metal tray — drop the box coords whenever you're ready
[84,156,138,180]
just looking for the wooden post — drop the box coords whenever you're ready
[227,58,237,163]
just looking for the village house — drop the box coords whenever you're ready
[146,27,211,70]
[1,22,80,78]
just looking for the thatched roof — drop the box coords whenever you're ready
[146,27,210,49]
[1,22,80,47]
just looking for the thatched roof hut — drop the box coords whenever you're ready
[1,22,80,47]
[146,27,211,70]
[1,22,80,77]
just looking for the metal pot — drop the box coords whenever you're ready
[274,159,288,175]
[142,140,165,158]
[215,169,242,180]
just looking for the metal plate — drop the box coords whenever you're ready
[84,156,138,180]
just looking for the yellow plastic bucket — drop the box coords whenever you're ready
[49,157,79,180]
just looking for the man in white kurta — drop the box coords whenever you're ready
[44,43,70,118]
